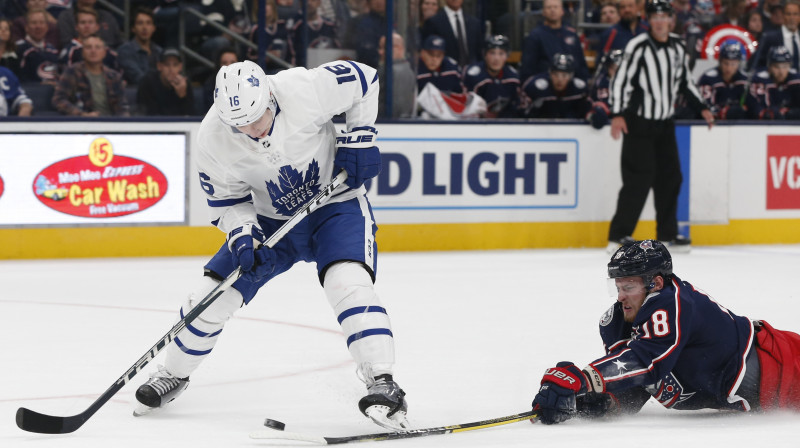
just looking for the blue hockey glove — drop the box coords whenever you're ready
[532,361,589,425]
[589,105,610,129]
[334,126,381,189]
[228,224,276,282]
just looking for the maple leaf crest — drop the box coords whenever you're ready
[266,160,321,216]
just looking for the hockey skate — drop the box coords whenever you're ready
[133,365,189,417]
[358,374,409,431]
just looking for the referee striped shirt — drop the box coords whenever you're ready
[610,32,706,120]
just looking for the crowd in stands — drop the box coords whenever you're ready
[1,0,799,121]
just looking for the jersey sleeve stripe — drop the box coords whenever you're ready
[345,60,368,97]
[207,194,253,207]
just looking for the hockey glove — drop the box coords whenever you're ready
[576,392,618,419]
[334,126,381,189]
[228,224,276,283]
[532,361,589,425]
[719,104,746,120]
[589,104,610,129]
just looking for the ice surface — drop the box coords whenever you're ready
[2,246,799,447]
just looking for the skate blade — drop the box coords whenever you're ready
[364,406,410,431]
[133,404,157,417]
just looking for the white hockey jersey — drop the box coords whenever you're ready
[195,61,379,237]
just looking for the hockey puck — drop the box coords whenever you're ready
[263,418,286,431]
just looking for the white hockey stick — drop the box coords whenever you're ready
[16,170,348,434]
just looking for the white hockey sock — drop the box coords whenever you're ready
[164,275,244,379]
[324,262,395,381]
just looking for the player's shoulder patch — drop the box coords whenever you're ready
[506,65,518,75]
[445,57,459,67]
[535,77,549,90]
[467,65,481,77]
[600,304,615,327]
[573,77,586,89]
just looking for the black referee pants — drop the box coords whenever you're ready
[608,116,682,242]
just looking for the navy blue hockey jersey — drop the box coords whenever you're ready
[589,275,756,411]
[521,73,592,119]
[417,56,464,94]
[696,67,749,118]
[747,70,800,119]
[462,61,521,118]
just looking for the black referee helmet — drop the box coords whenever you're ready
[645,0,674,16]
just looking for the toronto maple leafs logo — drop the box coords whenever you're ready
[247,75,260,87]
[266,161,321,216]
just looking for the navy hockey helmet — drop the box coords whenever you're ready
[608,240,673,283]
[768,45,792,65]
[719,40,745,61]
[551,53,575,73]
[484,34,510,53]
[645,0,674,16]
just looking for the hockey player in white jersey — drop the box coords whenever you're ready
[134,59,409,430]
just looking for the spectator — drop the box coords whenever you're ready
[16,9,60,84]
[1,18,22,74]
[117,7,163,85]
[377,31,416,118]
[520,0,589,81]
[51,34,128,116]
[600,2,620,24]
[202,47,238,111]
[421,0,481,68]
[749,46,800,119]
[462,34,521,118]
[288,0,339,67]
[59,8,119,71]
[11,0,59,49]
[346,0,386,68]
[247,0,291,72]
[597,0,648,58]
[276,0,301,20]
[136,48,196,116]
[767,3,785,31]
[57,0,121,50]
[696,40,750,120]
[0,65,33,116]
[416,34,463,94]
[745,9,764,42]
[420,0,440,22]
[587,48,622,129]
[755,0,800,71]
[712,0,748,27]
[759,0,784,32]
[520,53,592,119]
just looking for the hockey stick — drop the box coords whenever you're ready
[16,170,349,434]
[249,410,539,444]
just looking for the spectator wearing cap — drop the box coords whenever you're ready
[51,34,128,116]
[520,0,589,81]
[520,53,592,119]
[0,65,33,116]
[136,48,196,116]
[417,34,464,94]
[754,0,800,71]
[748,45,800,119]
[117,7,163,85]
[462,34,521,118]
[15,9,60,84]
[420,0,481,68]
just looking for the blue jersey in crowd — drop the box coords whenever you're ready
[417,56,463,94]
[15,38,60,83]
[747,70,800,119]
[696,67,749,118]
[590,274,756,411]
[521,73,592,119]
[462,61,521,118]
[0,66,31,115]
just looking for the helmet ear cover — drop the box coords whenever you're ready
[214,60,273,127]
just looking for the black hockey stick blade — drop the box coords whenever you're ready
[15,171,349,434]
[249,410,539,444]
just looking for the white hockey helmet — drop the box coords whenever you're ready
[214,60,273,127]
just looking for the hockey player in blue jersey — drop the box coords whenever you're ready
[462,35,521,118]
[133,60,410,431]
[587,49,622,129]
[416,34,464,94]
[521,53,592,119]
[696,41,750,120]
[0,66,33,116]
[748,46,800,120]
[531,240,800,424]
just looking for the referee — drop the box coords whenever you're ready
[607,0,714,254]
